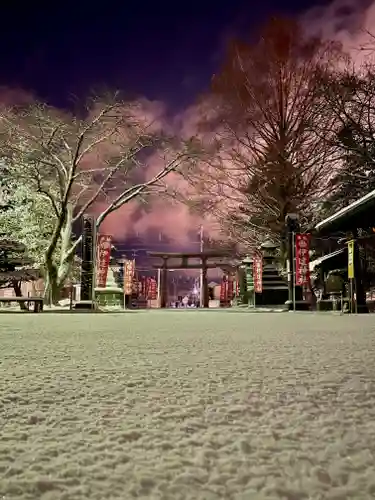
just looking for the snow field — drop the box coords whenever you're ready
[0,312,375,499]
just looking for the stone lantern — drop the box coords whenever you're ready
[241,255,254,307]
[258,240,289,307]
[260,240,278,262]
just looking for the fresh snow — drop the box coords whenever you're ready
[0,311,375,499]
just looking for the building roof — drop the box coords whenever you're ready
[315,189,375,234]
[309,248,346,272]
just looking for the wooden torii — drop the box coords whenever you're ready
[148,251,232,308]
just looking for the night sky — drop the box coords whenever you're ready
[1,1,330,110]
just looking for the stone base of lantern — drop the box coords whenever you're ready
[95,287,124,307]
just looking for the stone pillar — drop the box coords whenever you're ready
[76,215,96,309]
[81,215,95,301]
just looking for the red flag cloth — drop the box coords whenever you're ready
[295,234,311,286]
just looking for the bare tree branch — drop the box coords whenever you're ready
[0,93,197,302]
[184,18,343,249]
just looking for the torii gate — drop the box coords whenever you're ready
[148,251,232,308]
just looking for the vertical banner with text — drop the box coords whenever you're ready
[96,234,112,288]
[295,233,311,286]
[140,276,147,297]
[227,276,234,300]
[347,240,355,279]
[253,254,263,293]
[123,259,135,295]
[148,277,157,300]
[220,275,228,302]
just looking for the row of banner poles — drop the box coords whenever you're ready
[245,233,356,314]
[94,231,358,313]
[243,233,310,313]
[92,231,163,308]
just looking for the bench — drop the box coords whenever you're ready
[0,297,44,312]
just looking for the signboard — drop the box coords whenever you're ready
[96,234,112,288]
[123,259,135,295]
[253,254,263,293]
[347,240,355,279]
[295,233,311,286]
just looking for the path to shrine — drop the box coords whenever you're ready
[1,311,374,500]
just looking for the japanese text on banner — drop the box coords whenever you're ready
[347,240,354,279]
[220,276,228,302]
[123,259,135,295]
[253,255,263,293]
[295,233,311,286]
[96,235,112,288]
[148,278,157,300]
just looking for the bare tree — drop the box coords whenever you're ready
[0,95,198,303]
[189,18,343,256]
[318,57,375,213]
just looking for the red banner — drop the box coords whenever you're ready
[124,259,135,295]
[96,234,112,287]
[253,254,263,293]
[295,234,310,286]
[140,276,146,297]
[227,277,234,300]
[220,276,228,302]
[148,278,157,300]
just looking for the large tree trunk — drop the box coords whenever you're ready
[44,204,75,306]
[43,265,60,305]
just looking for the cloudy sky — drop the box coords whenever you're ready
[0,0,339,109]
[1,0,372,248]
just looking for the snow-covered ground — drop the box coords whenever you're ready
[0,311,375,500]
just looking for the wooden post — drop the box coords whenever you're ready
[352,235,367,313]
[160,257,168,308]
[202,257,209,308]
